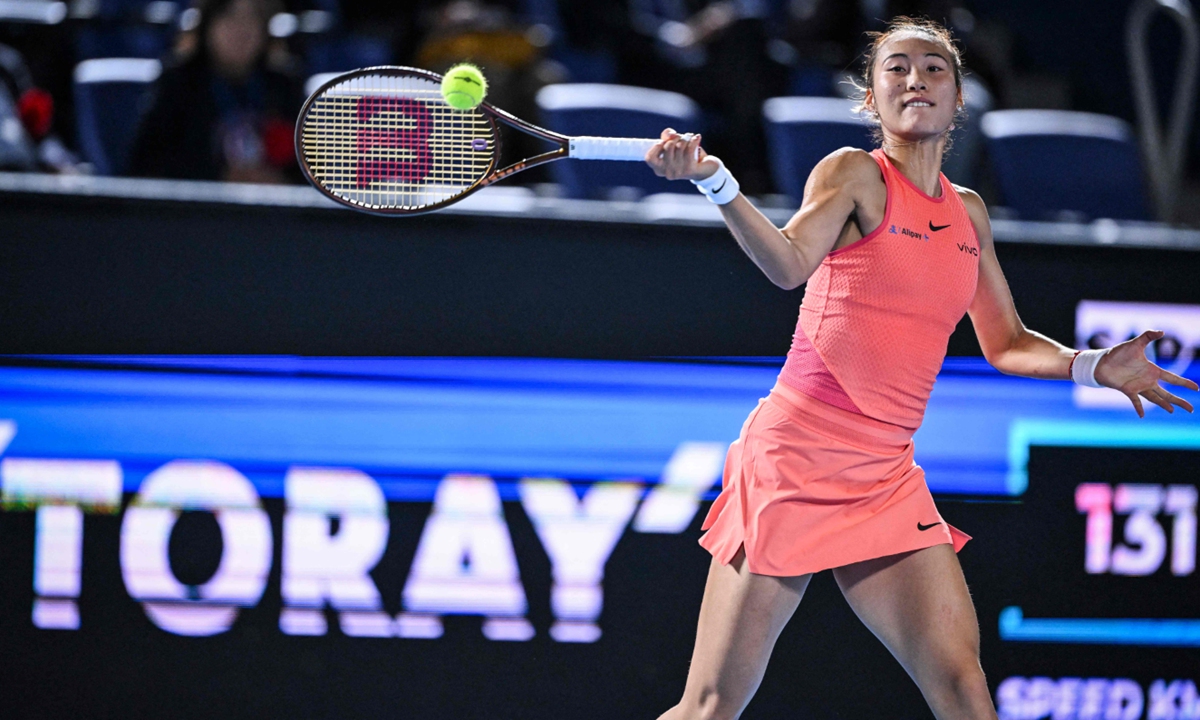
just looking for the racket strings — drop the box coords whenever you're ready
[300,73,495,211]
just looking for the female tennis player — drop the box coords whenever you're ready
[645,16,1198,720]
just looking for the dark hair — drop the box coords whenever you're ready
[849,16,967,145]
[191,0,280,62]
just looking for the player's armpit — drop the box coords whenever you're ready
[778,149,880,284]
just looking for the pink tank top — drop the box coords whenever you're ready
[778,149,980,430]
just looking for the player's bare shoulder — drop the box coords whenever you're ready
[810,148,880,189]
[803,147,884,208]
[952,183,994,246]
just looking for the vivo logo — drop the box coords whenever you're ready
[957,242,979,256]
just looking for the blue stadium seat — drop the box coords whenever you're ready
[516,0,617,82]
[73,58,162,176]
[535,83,701,199]
[980,109,1150,221]
[303,33,392,75]
[73,0,180,59]
[762,96,874,203]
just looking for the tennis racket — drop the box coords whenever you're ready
[295,65,664,215]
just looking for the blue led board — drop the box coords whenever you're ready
[4,355,1196,498]
[1,356,1197,720]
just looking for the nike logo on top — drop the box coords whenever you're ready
[917,521,942,531]
[929,221,951,232]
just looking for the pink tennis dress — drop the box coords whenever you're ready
[699,149,979,577]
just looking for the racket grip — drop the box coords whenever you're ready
[568,136,659,161]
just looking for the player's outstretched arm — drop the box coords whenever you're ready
[644,129,864,290]
[962,188,1198,417]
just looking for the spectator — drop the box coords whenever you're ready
[130,0,303,183]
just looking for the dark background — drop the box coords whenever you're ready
[3,191,1200,357]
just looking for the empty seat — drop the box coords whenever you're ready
[304,72,342,99]
[302,33,392,75]
[73,58,162,175]
[73,0,180,59]
[535,83,701,199]
[980,109,1150,220]
[762,96,874,203]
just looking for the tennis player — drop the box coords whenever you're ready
[645,16,1198,720]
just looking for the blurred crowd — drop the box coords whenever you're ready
[0,0,1194,201]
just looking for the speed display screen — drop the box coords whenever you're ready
[1,350,1197,719]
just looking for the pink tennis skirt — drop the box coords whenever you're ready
[699,381,970,577]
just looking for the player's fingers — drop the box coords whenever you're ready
[1160,369,1200,392]
[1126,391,1145,418]
[660,128,679,141]
[645,140,667,166]
[1165,389,1195,413]
[1141,388,1174,414]
[645,144,668,174]
[1134,329,1164,348]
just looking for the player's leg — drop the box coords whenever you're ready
[658,548,812,720]
[832,544,997,720]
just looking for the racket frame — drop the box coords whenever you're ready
[296,65,576,216]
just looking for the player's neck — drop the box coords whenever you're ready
[880,135,946,198]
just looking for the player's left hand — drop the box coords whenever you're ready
[1095,330,1199,417]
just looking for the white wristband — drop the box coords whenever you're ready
[691,157,740,205]
[1071,348,1111,388]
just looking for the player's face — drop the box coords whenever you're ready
[868,35,961,144]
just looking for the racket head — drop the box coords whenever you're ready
[296,66,501,215]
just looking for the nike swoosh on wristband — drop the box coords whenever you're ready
[712,179,727,195]
[929,222,951,232]
[917,521,942,531]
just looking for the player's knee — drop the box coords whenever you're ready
[683,685,745,720]
[937,655,989,704]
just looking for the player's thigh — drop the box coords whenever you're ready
[831,544,981,681]
[680,549,812,713]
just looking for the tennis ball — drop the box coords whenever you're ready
[441,64,487,110]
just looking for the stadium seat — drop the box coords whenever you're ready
[304,72,341,99]
[762,96,874,203]
[941,75,993,189]
[980,109,1150,221]
[302,33,392,75]
[73,0,180,59]
[535,83,701,199]
[516,0,617,82]
[73,58,162,175]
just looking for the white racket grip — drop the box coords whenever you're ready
[569,136,658,161]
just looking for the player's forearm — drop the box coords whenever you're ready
[988,328,1077,380]
[718,194,814,290]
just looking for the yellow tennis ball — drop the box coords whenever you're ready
[441,64,487,110]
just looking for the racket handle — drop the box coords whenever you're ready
[568,136,658,161]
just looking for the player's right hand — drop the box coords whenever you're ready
[646,128,719,182]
